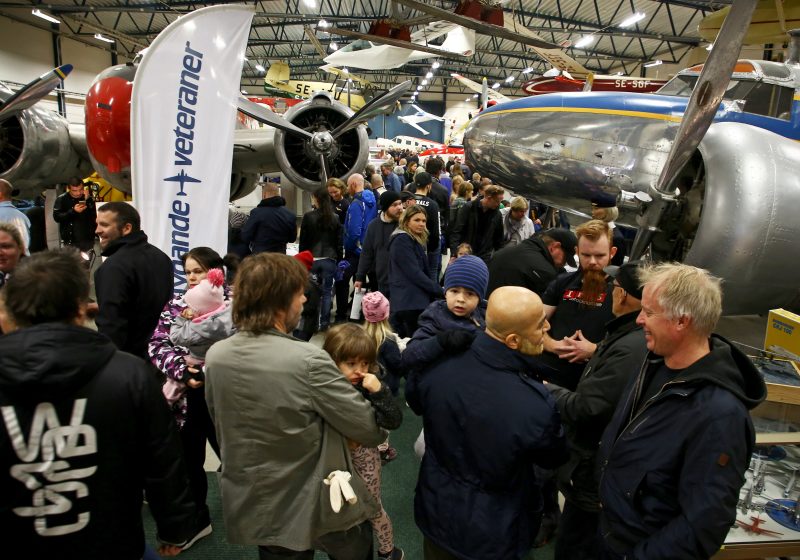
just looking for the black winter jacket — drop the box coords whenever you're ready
[95,230,173,359]
[487,237,560,296]
[597,335,766,559]
[547,311,646,511]
[449,198,503,261]
[387,231,442,313]
[407,332,568,560]
[53,192,97,250]
[0,324,197,559]
[241,196,297,253]
[355,215,397,292]
[299,208,342,261]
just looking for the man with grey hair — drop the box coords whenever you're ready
[597,263,766,560]
[380,161,402,193]
[0,179,30,255]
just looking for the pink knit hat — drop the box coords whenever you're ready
[361,291,390,323]
[184,268,225,316]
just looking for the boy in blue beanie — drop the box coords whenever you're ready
[403,255,490,457]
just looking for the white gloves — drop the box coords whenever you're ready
[324,470,358,513]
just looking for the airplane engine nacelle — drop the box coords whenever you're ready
[682,122,800,314]
[0,107,90,198]
[273,92,369,193]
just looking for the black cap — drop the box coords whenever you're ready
[604,260,644,300]
[541,228,577,268]
[399,190,414,202]
[414,172,433,189]
[590,195,616,208]
[379,190,401,213]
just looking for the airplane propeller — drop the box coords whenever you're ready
[628,0,759,260]
[239,80,412,184]
[0,64,72,122]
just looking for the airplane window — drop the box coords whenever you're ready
[346,40,372,52]
[732,81,792,119]
[656,75,698,97]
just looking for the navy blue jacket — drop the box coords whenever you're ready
[355,215,397,293]
[402,299,486,371]
[597,335,766,559]
[241,196,297,254]
[387,231,442,313]
[407,333,568,560]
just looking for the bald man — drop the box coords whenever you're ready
[240,182,297,254]
[407,286,568,560]
[0,179,30,255]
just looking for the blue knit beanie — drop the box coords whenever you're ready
[444,255,489,300]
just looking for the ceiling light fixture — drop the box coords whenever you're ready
[255,64,265,72]
[619,12,646,28]
[574,35,595,49]
[94,33,115,43]
[644,59,663,68]
[491,82,500,89]
[318,19,329,28]
[417,85,422,91]
[330,42,339,51]
[303,0,316,7]
[342,67,349,74]
[521,67,533,74]
[426,71,433,79]
[422,79,429,85]
[505,76,514,83]
[432,61,441,69]
[32,9,60,24]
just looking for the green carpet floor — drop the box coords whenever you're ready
[142,393,555,559]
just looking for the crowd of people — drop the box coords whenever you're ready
[0,158,767,560]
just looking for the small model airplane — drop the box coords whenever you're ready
[264,62,375,110]
[324,20,475,71]
[397,104,446,136]
[736,516,784,537]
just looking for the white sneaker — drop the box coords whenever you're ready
[181,524,212,551]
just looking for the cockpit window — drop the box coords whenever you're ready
[342,40,372,53]
[657,75,793,120]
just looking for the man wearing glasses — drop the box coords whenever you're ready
[546,260,647,560]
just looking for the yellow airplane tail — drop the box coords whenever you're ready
[266,62,290,84]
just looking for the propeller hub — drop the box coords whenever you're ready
[312,131,335,154]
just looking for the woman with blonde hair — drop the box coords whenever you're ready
[387,206,443,337]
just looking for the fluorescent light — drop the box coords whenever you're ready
[619,12,646,28]
[243,56,249,61]
[465,96,471,101]
[241,90,247,95]
[417,85,422,91]
[94,33,115,43]
[505,76,515,83]
[318,19,329,28]
[574,35,595,49]
[303,0,316,7]
[521,67,533,74]
[706,43,713,51]
[644,59,663,68]
[472,94,479,98]
[425,72,433,79]
[330,42,339,51]
[342,67,349,74]
[432,61,441,69]
[422,79,429,85]
[491,82,500,89]
[615,71,623,76]
[255,64,265,72]
[32,9,60,24]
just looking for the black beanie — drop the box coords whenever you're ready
[379,190,402,213]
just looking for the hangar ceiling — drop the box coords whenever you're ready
[0,1,733,96]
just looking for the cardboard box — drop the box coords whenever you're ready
[765,308,800,361]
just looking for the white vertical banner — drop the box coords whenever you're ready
[131,5,253,293]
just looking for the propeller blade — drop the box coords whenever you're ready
[237,96,313,139]
[629,0,758,259]
[0,64,72,122]
[318,153,329,185]
[331,80,412,139]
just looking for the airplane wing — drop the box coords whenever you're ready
[399,118,430,136]
[451,73,511,103]
[304,25,327,59]
[320,64,374,87]
[393,0,559,49]
[501,13,591,79]
[327,27,471,60]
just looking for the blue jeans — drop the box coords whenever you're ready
[313,258,336,328]
[427,248,441,283]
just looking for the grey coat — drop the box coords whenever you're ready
[205,329,387,549]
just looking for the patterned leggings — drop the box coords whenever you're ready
[351,446,394,555]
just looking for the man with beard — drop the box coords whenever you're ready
[407,286,568,560]
[205,253,387,559]
[540,220,616,391]
[355,191,404,296]
[547,260,648,560]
